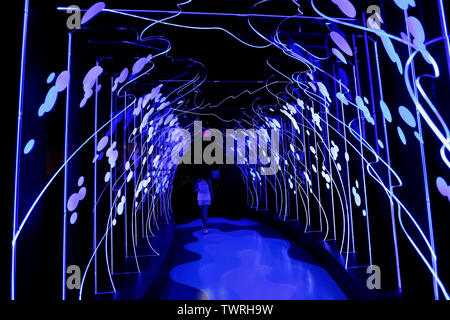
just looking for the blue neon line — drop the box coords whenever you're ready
[109,76,114,275]
[405,52,450,156]
[352,41,373,266]
[403,12,439,298]
[139,0,191,42]
[437,0,450,79]
[11,0,29,301]
[310,0,450,160]
[363,12,380,155]
[93,61,99,294]
[62,31,72,301]
[12,95,136,246]
[312,115,323,232]
[102,9,271,49]
[124,93,128,257]
[310,0,411,47]
[300,108,311,230]
[55,7,355,20]
[335,96,447,296]
[334,108,438,261]
[104,206,116,294]
[79,201,120,299]
[374,40,402,291]
[14,2,445,298]
[324,110,337,239]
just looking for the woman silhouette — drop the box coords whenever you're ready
[195,175,214,234]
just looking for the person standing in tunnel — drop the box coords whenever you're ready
[195,175,214,234]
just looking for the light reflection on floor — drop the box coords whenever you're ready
[166,217,347,300]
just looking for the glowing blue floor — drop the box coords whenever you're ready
[160,217,347,300]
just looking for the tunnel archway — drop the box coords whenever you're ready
[171,164,247,224]
[10,0,450,301]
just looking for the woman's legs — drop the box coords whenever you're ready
[200,205,207,228]
[203,205,209,228]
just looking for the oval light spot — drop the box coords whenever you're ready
[332,48,347,64]
[379,100,392,122]
[397,126,407,145]
[47,72,56,84]
[70,212,78,224]
[97,136,109,152]
[331,0,356,18]
[398,106,416,128]
[81,2,106,25]
[55,71,70,92]
[330,31,353,56]
[24,139,35,154]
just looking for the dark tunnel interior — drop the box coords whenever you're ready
[8,0,450,303]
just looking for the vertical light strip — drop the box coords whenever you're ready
[300,104,311,230]
[282,120,288,219]
[133,98,137,246]
[140,108,144,238]
[403,10,438,300]
[62,31,73,300]
[123,93,128,257]
[374,40,402,292]
[312,103,322,232]
[353,35,373,266]
[292,125,299,221]
[93,63,98,294]
[437,0,450,79]
[264,174,268,210]
[363,13,380,154]
[339,81,354,266]
[109,75,113,275]
[11,0,30,300]
[324,98,336,239]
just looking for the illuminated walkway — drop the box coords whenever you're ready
[159,217,347,300]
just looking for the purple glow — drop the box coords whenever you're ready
[70,212,78,224]
[78,176,84,187]
[37,71,69,117]
[55,71,70,92]
[407,16,425,45]
[67,185,87,212]
[131,57,148,75]
[169,218,347,299]
[436,177,450,201]
[96,136,109,152]
[38,86,58,116]
[332,48,347,64]
[331,0,356,18]
[81,2,106,25]
[80,66,103,108]
[393,0,416,10]
[330,32,353,56]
